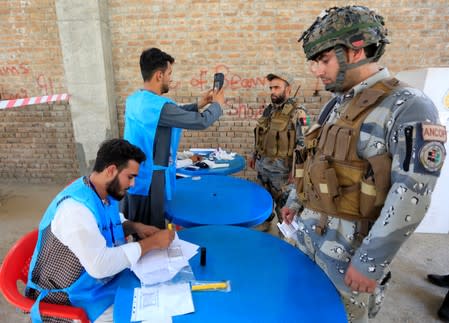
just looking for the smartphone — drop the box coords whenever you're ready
[213,73,224,91]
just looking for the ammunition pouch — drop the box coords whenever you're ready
[296,78,399,227]
[254,103,296,158]
[360,153,392,219]
[255,116,270,155]
[295,123,321,201]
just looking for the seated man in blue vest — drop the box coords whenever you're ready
[122,47,224,229]
[26,138,175,322]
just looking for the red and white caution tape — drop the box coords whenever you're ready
[0,93,70,110]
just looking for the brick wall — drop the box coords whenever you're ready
[108,0,449,180]
[1,0,448,182]
[0,0,77,183]
[0,0,66,100]
[0,103,79,183]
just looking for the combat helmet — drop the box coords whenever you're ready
[298,6,389,92]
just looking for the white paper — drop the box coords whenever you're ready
[213,148,236,160]
[277,216,300,239]
[177,151,194,159]
[189,148,215,154]
[202,160,229,169]
[131,282,194,322]
[132,234,199,285]
[141,318,171,323]
[176,159,193,168]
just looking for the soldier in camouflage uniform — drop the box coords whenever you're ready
[249,73,308,228]
[281,6,447,322]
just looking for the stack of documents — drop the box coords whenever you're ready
[131,283,194,322]
[212,148,236,160]
[175,158,193,168]
[131,234,199,285]
[130,234,199,322]
[188,148,236,160]
[202,159,229,169]
[189,148,215,155]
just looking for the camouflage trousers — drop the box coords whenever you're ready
[293,223,390,323]
[256,170,292,221]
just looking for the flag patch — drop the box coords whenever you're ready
[419,142,445,172]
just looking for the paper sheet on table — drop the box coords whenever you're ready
[176,158,193,168]
[131,282,194,322]
[177,151,194,159]
[213,148,236,160]
[132,234,199,285]
[202,160,229,169]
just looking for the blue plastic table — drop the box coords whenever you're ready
[113,225,346,323]
[165,175,272,227]
[176,154,246,176]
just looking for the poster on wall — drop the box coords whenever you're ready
[396,68,449,234]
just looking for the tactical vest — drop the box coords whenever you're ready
[255,100,297,158]
[295,79,402,228]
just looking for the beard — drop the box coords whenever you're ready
[161,82,170,94]
[271,93,287,105]
[106,175,126,201]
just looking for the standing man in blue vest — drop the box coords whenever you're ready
[27,139,176,322]
[122,47,224,229]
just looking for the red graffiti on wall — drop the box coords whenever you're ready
[0,62,61,99]
[225,97,268,120]
[190,69,208,89]
[36,74,55,95]
[0,72,59,100]
[190,64,267,91]
[0,85,29,100]
[0,63,30,76]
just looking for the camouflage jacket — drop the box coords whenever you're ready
[290,68,446,291]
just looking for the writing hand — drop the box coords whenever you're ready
[151,230,175,249]
[139,229,175,255]
[134,223,159,239]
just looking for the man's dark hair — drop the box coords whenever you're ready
[93,138,146,172]
[139,47,175,82]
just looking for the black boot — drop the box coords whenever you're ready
[428,274,449,287]
[438,290,449,322]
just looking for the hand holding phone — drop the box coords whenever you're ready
[213,73,224,91]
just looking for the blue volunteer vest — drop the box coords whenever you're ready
[124,90,181,199]
[27,177,129,322]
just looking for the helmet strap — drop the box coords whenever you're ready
[325,45,347,93]
[326,45,380,93]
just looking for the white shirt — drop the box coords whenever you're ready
[51,198,141,279]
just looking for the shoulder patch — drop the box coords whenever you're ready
[422,123,447,143]
[419,142,445,172]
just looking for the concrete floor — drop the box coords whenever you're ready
[0,182,448,322]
